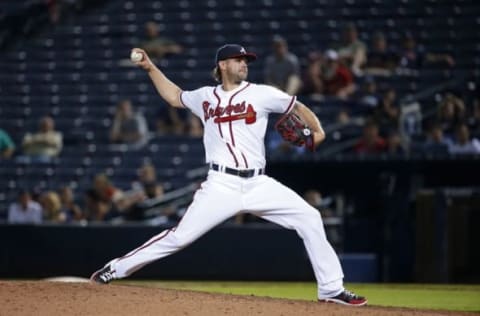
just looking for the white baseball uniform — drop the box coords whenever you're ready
[108,81,345,298]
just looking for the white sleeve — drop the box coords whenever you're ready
[261,85,296,115]
[179,87,209,119]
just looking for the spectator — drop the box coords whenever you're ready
[437,93,466,136]
[264,35,301,95]
[304,189,323,208]
[155,106,187,136]
[422,122,451,155]
[356,77,380,108]
[373,88,400,132]
[186,114,203,138]
[300,52,324,98]
[0,128,15,159]
[43,0,86,25]
[364,32,399,75]
[354,120,387,154]
[467,97,480,135]
[448,123,480,154]
[141,21,183,60]
[132,163,164,199]
[20,116,63,162]
[46,0,64,24]
[322,50,355,99]
[40,191,65,223]
[110,99,149,149]
[84,188,112,222]
[304,189,334,217]
[7,190,43,224]
[90,173,122,221]
[335,23,367,75]
[386,130,407,155]
[336,108,351,125]
[87,173,145,221]
[129,163,176,221]
[303,189,341,247]
[58,185,84,222]
[399,34,455,69]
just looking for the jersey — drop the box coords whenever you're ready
[180,81,296,169]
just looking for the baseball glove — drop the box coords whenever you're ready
[275,112,315,151]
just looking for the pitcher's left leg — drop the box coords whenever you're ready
[244,176,344,298]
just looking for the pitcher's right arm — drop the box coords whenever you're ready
[131,48,183,108]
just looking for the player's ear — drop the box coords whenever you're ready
[218,60,227,71]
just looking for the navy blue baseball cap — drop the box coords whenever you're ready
[215,44,257,64]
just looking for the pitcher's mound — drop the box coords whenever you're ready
[0,281,471,316]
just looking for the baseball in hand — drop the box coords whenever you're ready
[130,51,143,62]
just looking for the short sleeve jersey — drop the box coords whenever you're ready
[180,81,296,169]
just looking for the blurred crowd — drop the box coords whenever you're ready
[1,16,479,225]
[5,161,176,225]
[263,23,479,158]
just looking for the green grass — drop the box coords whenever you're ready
[122,281,480,312]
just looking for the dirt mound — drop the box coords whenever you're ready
[0,281,473,316]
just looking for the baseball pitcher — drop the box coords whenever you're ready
[91,44,367,306]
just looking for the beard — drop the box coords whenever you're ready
[226,68,248,84]
[234,73,247,83]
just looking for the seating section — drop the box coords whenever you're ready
[0,0,479,217]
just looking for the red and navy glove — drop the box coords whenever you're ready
[275,112,315,151]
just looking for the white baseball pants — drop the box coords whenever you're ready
[109,170,344,298]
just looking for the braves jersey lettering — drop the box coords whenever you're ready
[180,81,296,169]
[203,101,256,124]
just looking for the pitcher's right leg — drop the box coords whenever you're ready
[90,172,242,283]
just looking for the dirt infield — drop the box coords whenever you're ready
[0,281,475,316]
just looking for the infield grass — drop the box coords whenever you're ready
[122,281,480,312]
